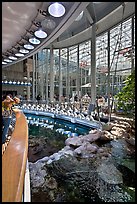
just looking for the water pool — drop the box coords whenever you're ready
[25,113,93,137]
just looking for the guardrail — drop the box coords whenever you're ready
[2,109,29,202]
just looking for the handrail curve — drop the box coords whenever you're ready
[2,109,28,202]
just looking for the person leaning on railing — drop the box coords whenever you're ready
[2,95,20,144]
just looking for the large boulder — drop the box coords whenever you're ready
[73,142,98,158]
[96,162,123,184]
[65,130,101,148]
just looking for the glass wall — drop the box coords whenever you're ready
[32,15,135,102]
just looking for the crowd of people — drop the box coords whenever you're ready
[2,94,20,145]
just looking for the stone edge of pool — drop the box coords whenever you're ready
[22,109,102,130]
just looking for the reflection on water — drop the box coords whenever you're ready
[25,113,92,136]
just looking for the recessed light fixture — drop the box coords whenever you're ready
[2,61,7,65]
[34,29,48,38]
[9,80,12,84]
[4,59,12,63]
[24,44,34,50]
[19,48,29,54]
[48,2,65,17]
[8,56,18,60]
[29,37,40,45]
[41,18,56,29]
[28,82,31,86]
[15,53,25,57]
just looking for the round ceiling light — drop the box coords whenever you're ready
[29,37,40,45]
[48,2,65,17]
[8,56,18,60]
[4,59,12,63]
[75,11,84,21]
[19,48,29,54]
[24,44,34,50]
[15,53,25,57]
[2,61,7,65]
[34,29,48,38]
[41,18,56,29]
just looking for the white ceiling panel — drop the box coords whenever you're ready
[2,2,42,53]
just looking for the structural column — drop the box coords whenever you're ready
[131,16,135,72]
[66,48,70,102]
[32,54,36,101]
[27,66,30,100]
[107,30,111,122]
[40,50,44,100]
[76,45,80,99]
[59,49,63,102]
[88,23,96,114]
[45,49,49,103]
[50,45,54,102]
[35,53,38,98]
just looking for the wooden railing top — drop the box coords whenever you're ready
[2,109,28,202]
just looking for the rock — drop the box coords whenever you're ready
[28,115,135,202]
[102,122,114,131]
[65,131,101,148]
[100,131,113,141]
[65,137,83,147]
[111,123,130,130]
[97,147,105,153]
[61,145,73,151]
[73,142,98,158]
[84,131,101,143]
[97,185,131,202]
[45,177,58,189]
[97,163,123,184]
[110,129,124,138]
[125,137,135,146]
[33,145,43,155]
[35,156,49,164]
[64,150,74,157]
[29,162,47,188]
[89,129,98,134]
[47,159,53,164]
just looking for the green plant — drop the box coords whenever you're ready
[115,70,135,116]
